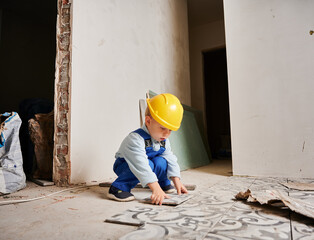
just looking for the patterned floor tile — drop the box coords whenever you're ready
[106,205,222,239]
[250,177,289,191]
[119,223,208,240]
[204,233,254,240]
[139,193,193,205]
[288,179,314,239]
[119,224,168,240]
[105,206,167,226]
[288,191,314,205]
[114,206,218,239]
[282,181,314,191]
[288,179,314,184]
[177,192,235,210]
[208,201,292,240]
[290,212,314,240]
[108,177,314,239]
[209,176,256,193]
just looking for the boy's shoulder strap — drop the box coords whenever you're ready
[133,128,166,150]
[133,128,152,148]
[133,128,151,140]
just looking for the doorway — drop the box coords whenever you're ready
[203,48,231,160]
[0,0,57,179]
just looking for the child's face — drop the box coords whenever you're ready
[145,116,172,142]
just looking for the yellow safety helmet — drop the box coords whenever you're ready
[146,93,184,131]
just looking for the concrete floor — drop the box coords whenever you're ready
[0,160,232,240]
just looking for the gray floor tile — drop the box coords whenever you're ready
[209,201,292,240]
[288,180,314,240]
[111,176,314,240]
[105,206,167,226]
[119,223,208,240]
[139,193,193,205]
[288,191,314,204]
[204,233,255,240]
[250,177,289,191]
[291,212,314,240]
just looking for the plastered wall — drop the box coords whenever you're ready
[70,0,190,183]
[224,0,314,177]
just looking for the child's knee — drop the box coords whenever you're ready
[152,156,167,171]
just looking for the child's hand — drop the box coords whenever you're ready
[148,182,170,205]
[171,177,188,195]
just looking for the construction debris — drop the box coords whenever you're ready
[31,178,54,186]
[235,189,314,219]
[0,112,26,194]
[280,182,314,191]
[28,111,54,180]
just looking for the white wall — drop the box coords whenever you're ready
[224,0,314,177]
[70,0,190,183]
[189,20,225,113]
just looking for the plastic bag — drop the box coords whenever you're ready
[0,112,26,194]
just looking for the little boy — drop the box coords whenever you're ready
[108,93,188,205]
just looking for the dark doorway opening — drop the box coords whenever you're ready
[203,48,231,160]
[0,0,57,112]
[0,0,57,179]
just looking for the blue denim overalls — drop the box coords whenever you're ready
[112,128,171,192]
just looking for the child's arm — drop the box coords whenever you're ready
[171,177,188,195]
[148,181,170,205]
[160,141,181,175]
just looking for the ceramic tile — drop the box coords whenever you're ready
[131,188,153,200]
[119,224,166,240]
[132,189,194,206]
[119,223,207,240]
[198,176,256,202]
[107,193,230,239]
[288,179,314,239]
[110,206,218,239]
[105,206,166,226]
[288,191,314,204]
[288,178,314,240]
[209,176,256,192]
[112,177,256,239]
[114,177,256,239]
[149,201,226,238]
[178,193,234,210]
[109,176,314,240]
[204,233,253,239]
[288,179,314,184]
[282,181,314,191]
[250,177,289,191]
[290,212,314,240]
[139,193,193,206]
[208,201,292,240]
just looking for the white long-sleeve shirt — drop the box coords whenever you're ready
[115,124,181,187]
